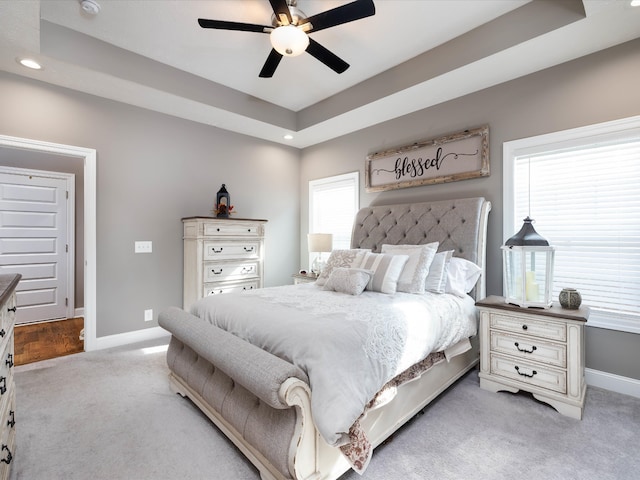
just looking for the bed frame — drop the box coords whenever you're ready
[159,197,491,480]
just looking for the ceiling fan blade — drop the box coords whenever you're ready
[198,18,270,33]
[259,49,284,78]
[269,0,293,26]
[306,38,349,74]
[300,0,375,33]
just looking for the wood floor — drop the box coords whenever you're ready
[14,317,85,366]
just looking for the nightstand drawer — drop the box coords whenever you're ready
[490,312,566,342]
[204,262,259,283]
[490,331,566,368]
[204,242,260,260]
[204,280,259,296]
[490,353,567,394]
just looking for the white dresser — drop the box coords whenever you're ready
[0,274,20,480]
[182,217,267,311]
[477,295,588,420]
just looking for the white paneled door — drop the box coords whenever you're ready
[0,168,74,324]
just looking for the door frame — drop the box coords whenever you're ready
[0,135,97,351]
[0,166,76,321]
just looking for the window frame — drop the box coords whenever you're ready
[503,115,640,334]
[308,171,359,267]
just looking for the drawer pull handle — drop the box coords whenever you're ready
[241,267,254,274]
[7,306,16,313]
[1,445,12,465]
[0,377,5,395]
[211,269,223,275]
[0,329,4,338]
[7,410,14,428]
[243,246,255,252]
[514,366,537,378]
[514,342,537,354]
[5,354,12,368]
[209,290,223,295]
[243,286,254,291]
[521,324,528,331]
[211,247,223,253]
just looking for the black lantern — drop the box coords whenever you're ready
[502,217,555,308]
[215,184,230,218]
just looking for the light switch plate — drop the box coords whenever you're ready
[135,241,152,253]
[144,309,153,322]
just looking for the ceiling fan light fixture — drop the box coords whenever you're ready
[270,25,309,57]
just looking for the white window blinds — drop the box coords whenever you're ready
[309,172,359,258]
[507,118,640,333]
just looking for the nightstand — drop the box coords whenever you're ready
[292,273,318,285]
[477,295,589,420]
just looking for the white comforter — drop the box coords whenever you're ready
[190,283,477,447]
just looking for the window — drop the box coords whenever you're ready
[504,116,640,334]
[309,172,359,266]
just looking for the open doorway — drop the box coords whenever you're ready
[0,135,97,361]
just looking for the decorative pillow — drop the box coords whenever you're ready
[315,249,370,286]
[360,252,410,294]
[424,250,454,293]
[445,257,483,297]
[323,268,372,296]
[381,242,439,294]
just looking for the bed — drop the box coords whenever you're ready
[159,196,491,480]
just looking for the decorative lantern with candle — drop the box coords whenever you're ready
[502,216,555,308]
[215,184,231,218]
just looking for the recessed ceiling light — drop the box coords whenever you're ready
[17,58,42,70]
[284,134,294,140]
[80,0,101,15]
[631,0,640,6]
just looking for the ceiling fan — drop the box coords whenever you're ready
[198,0,376,78]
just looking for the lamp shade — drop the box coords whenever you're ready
[270,25,309,56]
[307,233,333,253]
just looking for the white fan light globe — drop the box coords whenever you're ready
[270,25,309,57]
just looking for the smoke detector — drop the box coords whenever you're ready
[80,0,100,15]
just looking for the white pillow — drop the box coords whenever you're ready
[316,249,370,286]
[445,257,482,297]
[359,252,409,294]
[424,250,454,293]
[381,242,439,294]
[323,268,372,295]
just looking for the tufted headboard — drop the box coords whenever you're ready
[350,197,491,300]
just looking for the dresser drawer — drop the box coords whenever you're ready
[204,262,259,283]
[204,242,260,260]
[490,353,567,394]
[490,312,566,342]
[204,280,260,297]
[490,331,567,368]
[0,295,16,341]
[203,223,262,237]
[0,389,14,480]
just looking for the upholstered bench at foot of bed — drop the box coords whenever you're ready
[160,307,312,480]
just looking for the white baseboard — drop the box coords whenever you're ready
[585,368,640,399]
[74,307,84,318]
[90,326,170,351]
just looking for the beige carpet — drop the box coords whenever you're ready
[11,337,640,480]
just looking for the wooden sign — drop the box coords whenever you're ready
[365,125,490,192]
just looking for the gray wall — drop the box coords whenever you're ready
[0,71,300,338]
[300,38,640,381]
